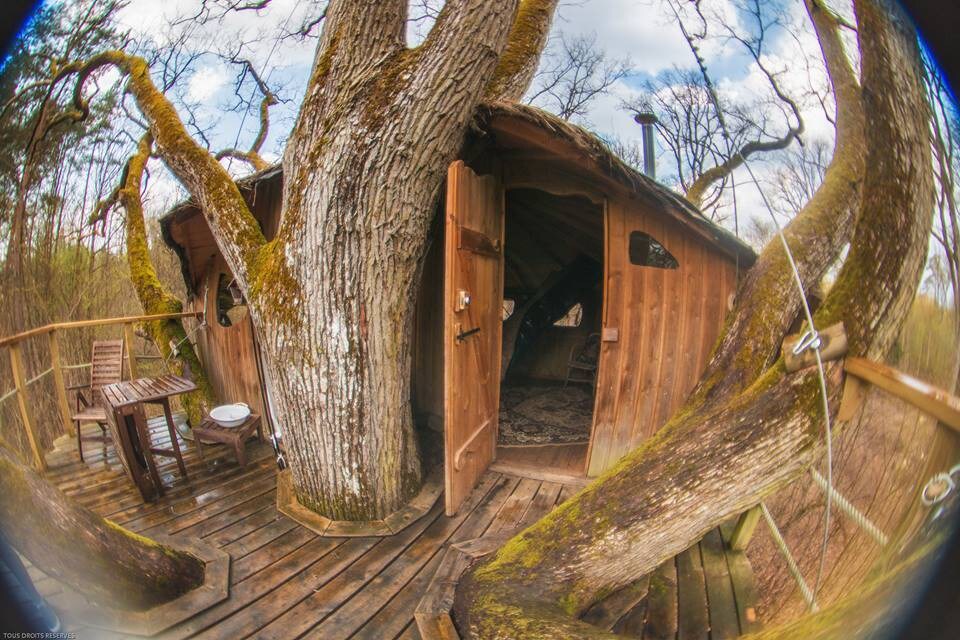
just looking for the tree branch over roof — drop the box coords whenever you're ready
[55,50,266,291]
[215,59,278,171]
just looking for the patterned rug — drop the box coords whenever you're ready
[498,384,594,446]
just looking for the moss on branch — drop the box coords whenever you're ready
[120,133,217,424]
[484,0,559,101]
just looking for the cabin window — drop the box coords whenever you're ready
[216,273,248,327]
[553,303,583,327]
[502,299,516,320]
[629,231,679,269]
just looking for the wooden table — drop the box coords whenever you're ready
[100,375,196,501]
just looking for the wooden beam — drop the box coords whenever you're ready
[728,505,762,551]
[844,357,960,434]
[8,344,45,471]
[123,323,139,380]
[47,331,73,438]
[0,311,202,349]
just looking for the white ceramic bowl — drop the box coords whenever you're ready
[209,403,251,428]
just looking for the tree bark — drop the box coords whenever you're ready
[59,0,559,521]
[455,0,935,635]
[484,0,560,102]
[120,133,217,426]
[0,447,203,610]
[690,0,866,408]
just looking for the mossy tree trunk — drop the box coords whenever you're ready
[0,446,203,611]
[59,0,558,521]
[454,0,935,636]
[119,132,217,426]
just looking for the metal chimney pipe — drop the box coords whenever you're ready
[633,111,658,180]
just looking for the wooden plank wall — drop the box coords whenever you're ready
[169,172,283,422]
[411,217,445,428]
[189,254,267,420]
[586,196,737,476]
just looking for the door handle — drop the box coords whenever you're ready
[456,325,481,342]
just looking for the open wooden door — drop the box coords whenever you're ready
[443,160,504,515]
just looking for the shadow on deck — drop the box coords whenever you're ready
[35,420,759,639]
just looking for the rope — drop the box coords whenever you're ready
[810,469,889,546]
[761,502,819,611]
[665,1,835,609]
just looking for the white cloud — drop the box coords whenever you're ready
[186,63,229,103]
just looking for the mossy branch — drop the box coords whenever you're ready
[484,0,560,101]
[686,0,865,409]
[57,50,267,292]
[119,132,218,425]
[0,446,203,611]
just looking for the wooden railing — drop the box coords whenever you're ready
[727,355,960,554]
[0,312,202,471]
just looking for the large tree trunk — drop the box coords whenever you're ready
[0,447,203,610]
[454,0,934,635]
[58,0,558,521]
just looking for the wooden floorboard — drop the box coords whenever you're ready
[39,432,759,639]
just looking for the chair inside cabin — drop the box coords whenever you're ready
[564,332,601,388]
[68,339,123,461]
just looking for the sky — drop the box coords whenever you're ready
[103,0,852,241]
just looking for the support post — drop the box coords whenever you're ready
[728,505,762,551]
[123,323,139,379]
[8,343,45,471]
[48,330,73,438]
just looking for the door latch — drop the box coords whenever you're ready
[455,325,481,342]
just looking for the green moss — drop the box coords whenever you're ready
[486,0,557,99]
[248,239,302,331]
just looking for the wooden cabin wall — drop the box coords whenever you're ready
[411,215,445,430]
[586,195,738,476]
[188,254,267,420]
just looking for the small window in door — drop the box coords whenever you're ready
[629,231,679,269]
[554,303,583,327]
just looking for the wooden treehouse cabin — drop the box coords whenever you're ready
[3,102,957,638]
[160,102,755,515]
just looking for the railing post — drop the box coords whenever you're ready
[9,343,45,471]
[123,322,139,379]
[47,330,73,438]
[728,505,762,551]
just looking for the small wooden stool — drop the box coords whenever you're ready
[193,413,263,467]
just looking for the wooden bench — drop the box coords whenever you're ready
[193,414,263,467]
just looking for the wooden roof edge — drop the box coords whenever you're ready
[475,101,757,267]
[158,104,757,273]
[158,164,283,296]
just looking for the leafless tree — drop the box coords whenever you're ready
[526,32,630,122]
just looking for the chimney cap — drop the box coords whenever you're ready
[633,110,658,126]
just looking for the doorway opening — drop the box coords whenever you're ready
[494,188,604,481]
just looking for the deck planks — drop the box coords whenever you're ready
[40,419,760,639]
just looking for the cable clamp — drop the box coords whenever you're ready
[792,329,822,355]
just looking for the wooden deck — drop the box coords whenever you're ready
[33,419,759,639]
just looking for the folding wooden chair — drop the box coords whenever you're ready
[68,339,123,461]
